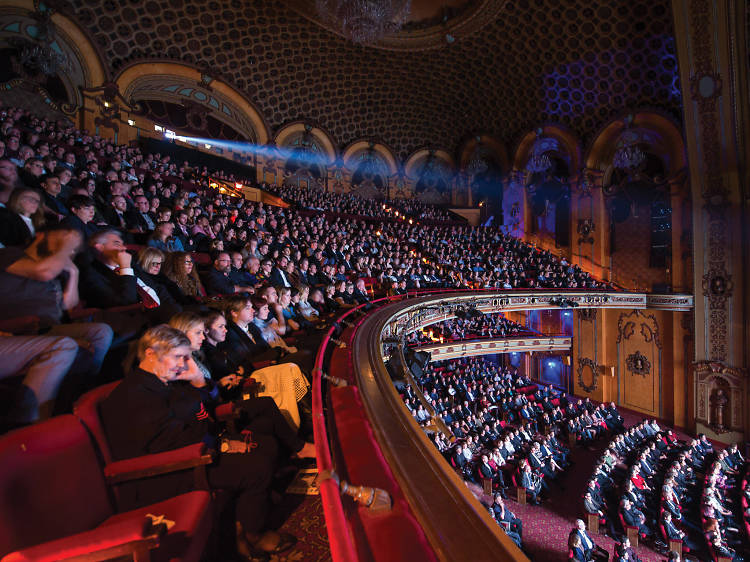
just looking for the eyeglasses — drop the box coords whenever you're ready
[150,262,163,267]
[184,260,194,264]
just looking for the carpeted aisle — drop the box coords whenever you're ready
[269,493,332,561]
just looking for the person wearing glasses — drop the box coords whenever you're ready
[164,251,205,301]
[0,186,44,247]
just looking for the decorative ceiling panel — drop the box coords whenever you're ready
[67,0,682,159]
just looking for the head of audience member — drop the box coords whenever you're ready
[168,312,206,352]
[136,325,192,382]
[8,186,43,224]
[203,309,228,347]
[0,157,19,200]
[24,157,44,178]
[213,251,231,273]
[89,229,129,268]
[68,195,96,225]
[137,247,165,277]
[225,294,255,327]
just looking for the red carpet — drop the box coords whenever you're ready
[503,408,687,562]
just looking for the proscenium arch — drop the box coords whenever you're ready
[341,140,399,176]
[115,62,270,145]
[512,124,582,174]
[585,111,687,175]
[274,121,337,166]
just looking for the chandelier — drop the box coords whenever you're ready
[526,152,552,174]
[613,141,646,173]
[16,12,70,76]
[467,156,488,177]
[316,0,412,44]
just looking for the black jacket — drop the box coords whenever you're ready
[201,267,236,296]
[76,252,139,307]
[220,321,279,371]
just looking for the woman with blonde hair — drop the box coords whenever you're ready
[164,250,205,300]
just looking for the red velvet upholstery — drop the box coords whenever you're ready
[74,384,213,491]
[0,416,211,562]
[104,443,209,480]
[0,416,113,556]
[73,381,119,464]
[329,386,438,562]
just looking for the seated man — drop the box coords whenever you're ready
[76,229,158,308]
[202,251,254,296]
[520,462,543,504]
[99,325,303,558]
[621,498,652,540]
[492,494,522,541]
[661,511,700,552]
[570,519,609,562]
[0,225,113,415]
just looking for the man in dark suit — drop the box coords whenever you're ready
[76,229,139,307]
[127,195,156,232]
[662,511,700,552]
[269,256,292,288]
[202,251,254,296]
[102,195,128,230]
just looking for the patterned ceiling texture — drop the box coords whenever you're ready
[68,0,682,159]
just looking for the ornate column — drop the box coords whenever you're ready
[671,0,749,441]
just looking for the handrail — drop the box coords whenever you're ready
[312,295,399,562]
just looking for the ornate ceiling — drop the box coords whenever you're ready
[66,0,682,159]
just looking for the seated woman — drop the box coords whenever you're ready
[163,251,206,302]
[259,285,295,336]
[0,186,44,247]
[200,309,312,434]
[134,247,182,310]
[147,221,184,252]
[170,310,311,435]
[295,285,320,323]
[99,325,310,558]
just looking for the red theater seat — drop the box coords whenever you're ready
[0,416,212,562]
[73,383,215,504]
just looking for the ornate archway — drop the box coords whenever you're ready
[116,62,270,145]
[274,122,337,189]
[404,148,454,205]
[341,140,399,199]
[0,1,105,115]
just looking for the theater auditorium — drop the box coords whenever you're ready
[0,1,747,561]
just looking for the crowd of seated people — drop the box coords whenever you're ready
[400,356,624,553]
[407,313,533,346]
[702,444,747,561]
[262,182,457,222]
[0,104,614,558]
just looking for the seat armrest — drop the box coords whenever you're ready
[1,517,162,562]
[0,315,40,334]
[104,443,214,484]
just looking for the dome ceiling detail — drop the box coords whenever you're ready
[68,0,682,158]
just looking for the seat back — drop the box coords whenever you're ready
[0,415,113,557]
[73,381,120,465]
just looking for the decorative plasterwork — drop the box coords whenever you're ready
[577,357,598,393]
[626,350,651,377]
[279,0,508,51]
[616,309,662,350]
[694,361,747,432]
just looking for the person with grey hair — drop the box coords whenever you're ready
[569,518,608,561]
[100,324,301,558]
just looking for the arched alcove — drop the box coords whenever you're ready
[0,2,105,114]
[404,148,454,205]
[116,62,270,145]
